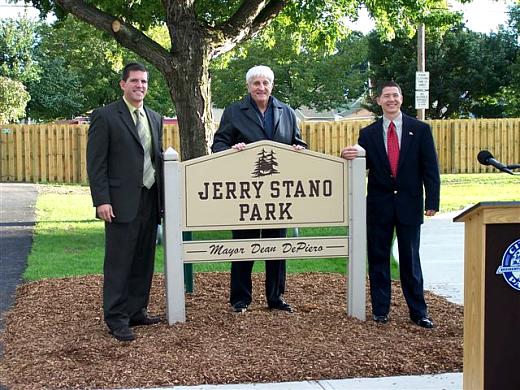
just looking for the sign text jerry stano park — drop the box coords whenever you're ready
[162,140,367,324]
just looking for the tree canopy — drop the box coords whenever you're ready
[0,17,39,83]
[5,1,519,124]
[495,4,520,117]
[25,0,454,159]
[26,16,175,120]
[211,19,369,111]
[365,10,519,119]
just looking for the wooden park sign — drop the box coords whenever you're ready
[163,140,366,324]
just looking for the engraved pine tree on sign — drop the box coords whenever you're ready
[252,149,279,177]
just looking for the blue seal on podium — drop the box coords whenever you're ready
[496,238,520,291]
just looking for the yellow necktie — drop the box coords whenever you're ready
[135,109,155,188]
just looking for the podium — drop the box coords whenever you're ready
[454,202,520,390]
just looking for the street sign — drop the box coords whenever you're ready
[415,90,429,109]
[415,71,430,90]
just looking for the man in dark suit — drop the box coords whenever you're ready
[341,81,440,328]
[212,65,307,314]
[87,62,163,341]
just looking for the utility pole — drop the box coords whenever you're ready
[416,23,426,120]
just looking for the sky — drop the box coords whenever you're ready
[351,0,515,33]
[448,0,515,33]
[0,0,516,33]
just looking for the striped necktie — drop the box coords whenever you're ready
[387,121,399,178]
[134,109,155,189]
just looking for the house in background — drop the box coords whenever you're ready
[295,98,375,122]
[164,108,224,127]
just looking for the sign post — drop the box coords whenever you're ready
[163,141,366,324]
[348,154,367,319]
[163,148,185,323]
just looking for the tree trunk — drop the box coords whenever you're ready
[164,41,213,161]
[161,1,215,161]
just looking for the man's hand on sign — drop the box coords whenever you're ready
[341,144,363,160]
[232,142,247,151]
[341,146,357,160]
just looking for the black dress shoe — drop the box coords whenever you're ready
[109,326,135,341]
[372,314,389,324]
[129,315,161,327]
[414,316,434,329]
[268,299,293,313]
[231,301,248,313]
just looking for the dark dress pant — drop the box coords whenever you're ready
[367,219,427,320]
[103,185,158,330]
[230,228,287,306]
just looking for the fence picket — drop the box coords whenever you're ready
[0,119,519,183]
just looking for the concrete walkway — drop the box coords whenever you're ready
[420,211,465,305]
[0,184,38,331]
[156,373,462,390]
[392,210,465,304]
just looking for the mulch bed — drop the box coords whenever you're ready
[0,273,463,389]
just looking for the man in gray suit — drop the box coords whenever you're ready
[212,65,307,314]
[87,62,163,341]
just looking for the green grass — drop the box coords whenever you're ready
[24,191,105,280]
[23,173,518,281]
[440,173,519,212]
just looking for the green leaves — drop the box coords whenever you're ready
[211,21,368,111]
[0,17,40,83]
[0,76,30,123]
[367,16,519,119]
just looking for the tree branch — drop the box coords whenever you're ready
[210,0,285,57]
[225,0,270,31]
[54,0,174,74]
[249,0,285,37]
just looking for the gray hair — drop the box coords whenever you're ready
[245,65,274,85]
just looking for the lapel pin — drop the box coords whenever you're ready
[409,132,414,135]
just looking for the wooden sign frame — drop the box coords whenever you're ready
[163,140,366,324]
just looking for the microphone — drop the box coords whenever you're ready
[477,150,514,175]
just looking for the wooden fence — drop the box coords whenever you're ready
[1,118,519,184]
[300,118,520,175]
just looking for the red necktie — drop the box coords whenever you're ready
[387,121,399,178]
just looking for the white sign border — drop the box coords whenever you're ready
[163,141,367,324]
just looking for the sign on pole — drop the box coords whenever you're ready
[415,90,429,110]
[415,71,429,91]
[415,71,429,110]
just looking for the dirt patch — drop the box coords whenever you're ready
[0,273,463,389]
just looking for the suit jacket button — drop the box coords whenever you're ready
[394,190,398,194]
